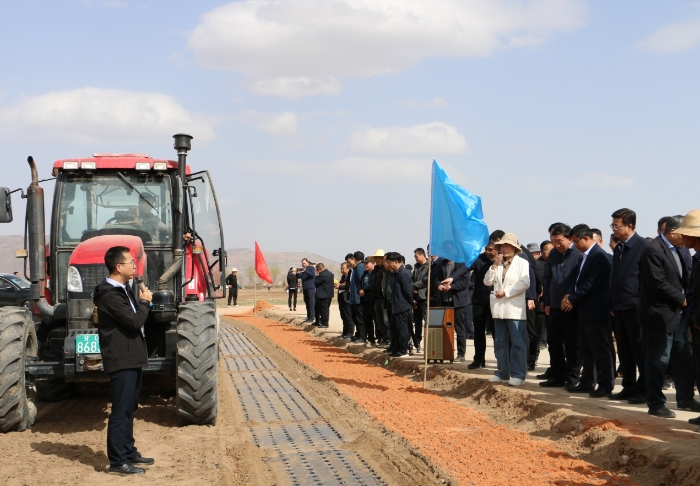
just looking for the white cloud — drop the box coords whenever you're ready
[346,122,468,155]
[0,88,216,145]
[236,110,299,135]
[188,0,586,96]
[399,97,449,109]
[636,17,700,53]
[249,77,343,99]
[325,157,428,184]
[233,156,431,185]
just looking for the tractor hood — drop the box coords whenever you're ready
[69,235,147,277]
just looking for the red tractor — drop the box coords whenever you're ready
[0,134,225,432]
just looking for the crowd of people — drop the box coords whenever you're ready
[287,207,700,422]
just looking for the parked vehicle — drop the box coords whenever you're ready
[0,274,30,307]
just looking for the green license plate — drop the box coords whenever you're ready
[76,334,101,354]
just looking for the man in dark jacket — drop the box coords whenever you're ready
[286,268,298,311]
[369,253,388,345]
[346,251,367,344]
[360,259,377,345]
[608,208,648,403]
[294,259,317,323]
[411,248,429,352]
[540,223,583,388]
[468,242,498,368]
[562,225,613,396]
[226,269,239,307]
[519,242,540,371]
[94,246,154,475]
[434,259,471,362]
[387,252,414,357]
[313,263,334,328]
[638,216,700,418]
[336,263,354,338]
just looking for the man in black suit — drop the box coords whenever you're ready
[336,263,353,338]
[435,259,471,362]
[540,223,583,388]
[468,240,498,369]
[387,252,414,358]
[314,263,334,328]
[561,225,613,396]
[639,215,700,418]
[608,208,648,403]
[94,246,154,475]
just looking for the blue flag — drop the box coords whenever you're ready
[429,160,489,265]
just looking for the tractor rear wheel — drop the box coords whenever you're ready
[175,299,218,426]
[0,307,38,432]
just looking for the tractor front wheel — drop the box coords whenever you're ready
[175,300,218,426]
[0,307,38,432]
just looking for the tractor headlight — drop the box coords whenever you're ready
[67,266,83,292]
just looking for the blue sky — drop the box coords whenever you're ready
[1,1,699,262]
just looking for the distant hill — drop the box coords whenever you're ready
[0,235,341,284]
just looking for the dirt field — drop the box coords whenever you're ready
[2,306,700,485]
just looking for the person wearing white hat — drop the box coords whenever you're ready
[226,269,239,307]
[484,233,530,386]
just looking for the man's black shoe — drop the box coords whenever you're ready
[589,388,612,398]
[627,394,647,404]
[536,369,551,380]
[467,360,485,370]
[608,388,635,400]
[648,406,676,419]
[390,352,408,358]
[129,453,154,466]
[340,334,353,339]
[688,415,700,425]
[566,383,594,393]
[538,379,566,388]
[527,364,536,372]
[318,324,329,328]
[109,463,146,475]
[677,399,700,413]
[350,337,365,344]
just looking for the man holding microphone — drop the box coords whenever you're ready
[93,246,154,475]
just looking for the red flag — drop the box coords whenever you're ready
[254,241,274,284]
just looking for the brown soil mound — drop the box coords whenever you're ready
[239,315,633,486]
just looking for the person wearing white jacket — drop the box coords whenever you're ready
[484,233,530,386]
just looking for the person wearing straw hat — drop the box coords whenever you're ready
[484,233,530,386]
[226,269,239,307]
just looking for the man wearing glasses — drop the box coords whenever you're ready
[94,246,154,475]
[608,209,648,404]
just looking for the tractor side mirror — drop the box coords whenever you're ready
[0,188,13,223]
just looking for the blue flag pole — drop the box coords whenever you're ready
[424,161,489,387]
